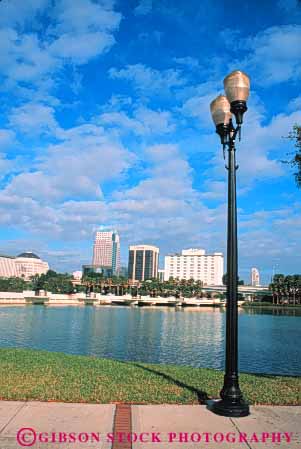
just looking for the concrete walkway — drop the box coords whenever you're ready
[0,401,300,449]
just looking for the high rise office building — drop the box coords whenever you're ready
[164,248,224,285]
[92,230,120,275]
[251,267,260,286]
[128,245,159,282]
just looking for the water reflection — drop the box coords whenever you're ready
[241,307,301,317]
[0,305,300,375]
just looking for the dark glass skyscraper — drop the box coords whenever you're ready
[128,245,159,282]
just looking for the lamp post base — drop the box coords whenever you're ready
[210,399,250,418]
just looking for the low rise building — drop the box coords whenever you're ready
[82,265,113,278]
[0,252,49,280]
[15,252,49,280]
[0,255,17,278]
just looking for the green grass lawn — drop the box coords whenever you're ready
[0,348,300,405]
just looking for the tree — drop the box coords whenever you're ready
[284,124,301,188]
[269,274,301,305]
[222,273,244,286]
[0,277,28,292]
[29,270,74,294]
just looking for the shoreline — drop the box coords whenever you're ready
[242,303,301,310]
[0,300,300,311]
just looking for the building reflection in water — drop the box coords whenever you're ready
[0,305,300,375]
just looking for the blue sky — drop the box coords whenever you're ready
[0,0,301,283]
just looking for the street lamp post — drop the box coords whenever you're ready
[209,71,250,417]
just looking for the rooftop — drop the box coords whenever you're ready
[17,252,40,259]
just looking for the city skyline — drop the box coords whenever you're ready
[0,0,300,285]
[0,230,294,285]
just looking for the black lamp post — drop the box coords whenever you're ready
[209,70,250,417]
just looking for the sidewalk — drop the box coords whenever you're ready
[0,401,300,449]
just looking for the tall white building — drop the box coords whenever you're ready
[128,245,159,282]
[251,267,260,286]
[92,230,120,275]
[164,248,224,285]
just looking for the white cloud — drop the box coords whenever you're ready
[109,64,186,95]
[4,172,64,201]
[0,28,57,85]
[200,181,227,200]
[106,144,224,254]
[114,144,194,201]
[242,25,301,85]
[8,103,58,136]
[99,105,175,135]
[173,56,199,68]
[0,0,50,28]
[100,111,145,135]
[287,95,301,112]
[194,97,301,186]
[0,156,13,181]
[48,0,121,63]
[135,107,175,134]
[134,0,153,16]
[51,0,121,35]
[238,205,301,274]
[0,130,16,149]
[3,123,134,202]
[49,31,115,64]
[180,92,217,129]
[0,0,122,91]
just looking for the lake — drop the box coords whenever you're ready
[0,305,300,376]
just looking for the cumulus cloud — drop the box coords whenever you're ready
[238,204,301,274]
[109,64,186,95]
[183,91,300,186]
[3,124,134,202]
[241,25,301,85]
[0,0,122,91]
[49,31,115,64]
[0,28,57,85]
[8,103,58,136]
[0,6,300,276]
[51,0,121,34]
[48,0,121,63]
[180,91,217,130]
[99,105,175,135]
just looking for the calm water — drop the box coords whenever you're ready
[0,306,300,376]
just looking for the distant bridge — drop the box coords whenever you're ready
[202,285,270,296]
